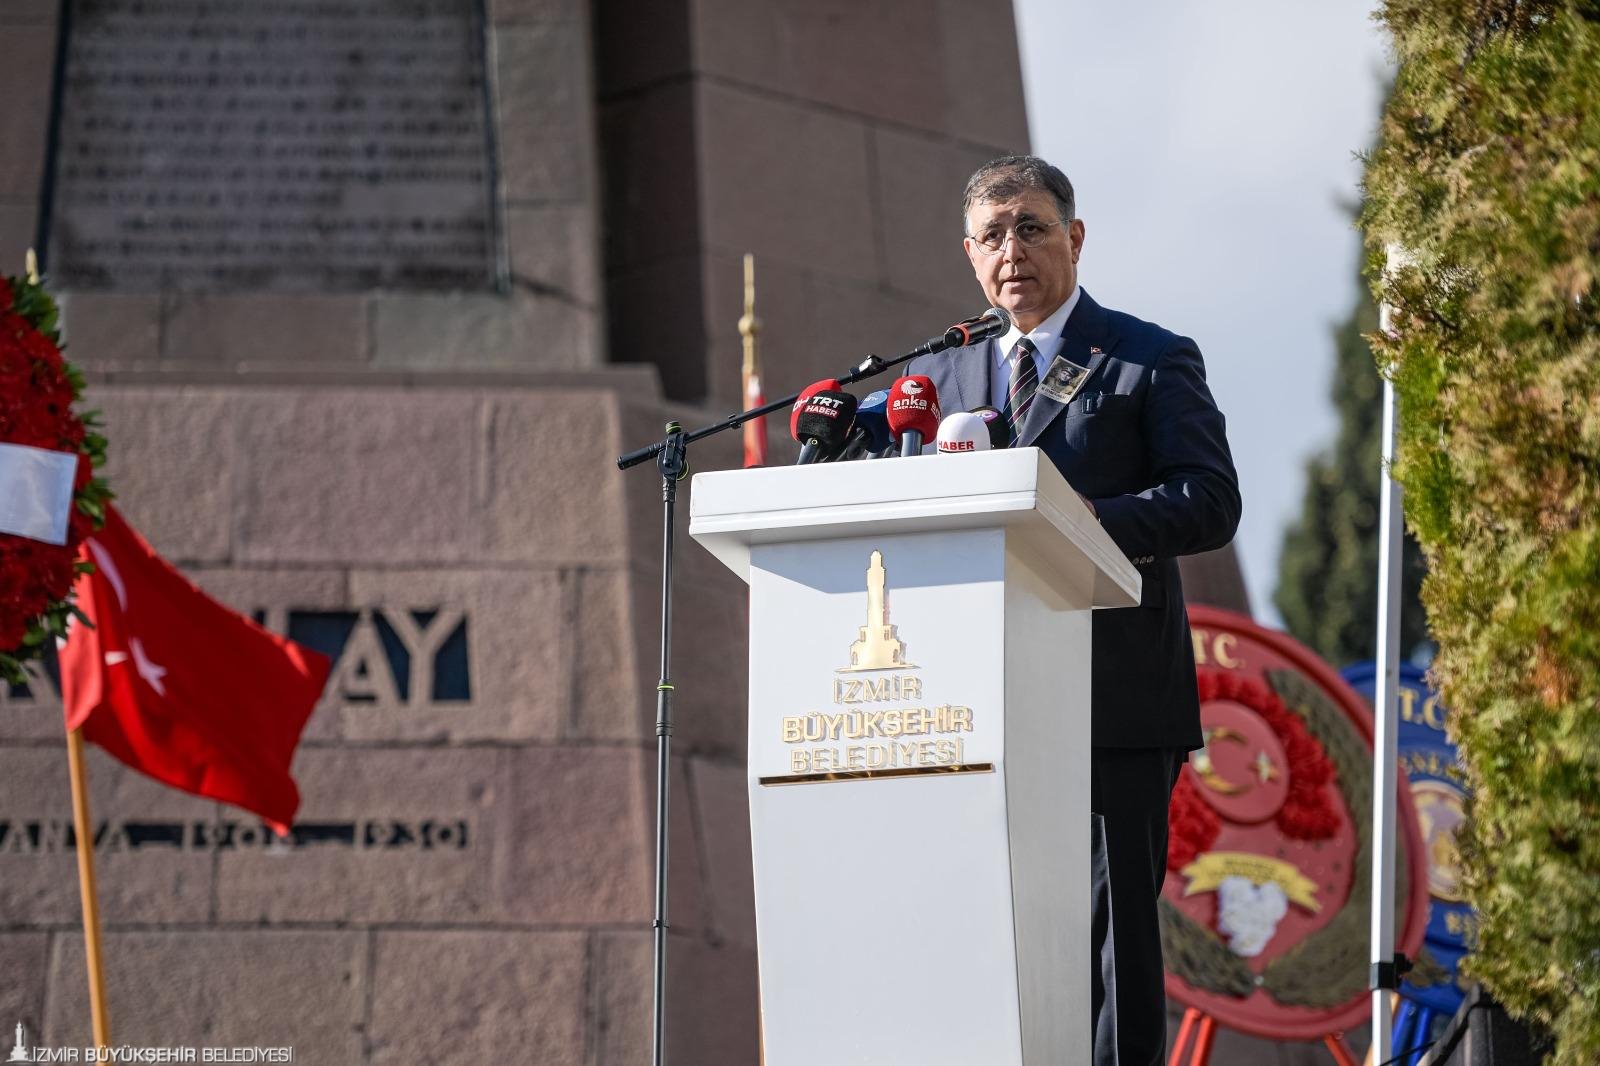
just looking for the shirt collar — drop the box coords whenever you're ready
[994,286,1081,366]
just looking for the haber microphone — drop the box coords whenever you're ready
[793,389,858,464]
[790,378,841,441]
[970,405,1010,450]
[836,388,891,461]
[942,307,1012,350]
[935,411,992,454]
[887,375,941,456]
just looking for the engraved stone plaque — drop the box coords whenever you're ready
[46,0,500,292]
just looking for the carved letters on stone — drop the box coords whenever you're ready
[46,0,499,291]
[0,818,471,854]
[0,606,473,712]
[262,605,472,707]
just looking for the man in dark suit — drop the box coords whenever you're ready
[907,155,1241,1066]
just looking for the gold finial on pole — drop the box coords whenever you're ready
[25,248,40,285]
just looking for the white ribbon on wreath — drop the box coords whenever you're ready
[0,441,78,545]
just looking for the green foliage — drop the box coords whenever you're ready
[1364,3,1600,1060]
[8,271,62,344]
[1275,233,1429,666]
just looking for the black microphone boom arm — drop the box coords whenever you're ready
[617,337,943,469]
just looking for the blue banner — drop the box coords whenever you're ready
[1341,662,1471,1016]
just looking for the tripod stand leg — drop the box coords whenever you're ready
[1169,1008,1201,1066]
[1324,1032,1359,1066]
[1189,1014,1216,1065]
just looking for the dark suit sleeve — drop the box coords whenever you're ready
[1090,338,1241,562]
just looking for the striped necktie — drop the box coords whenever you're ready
[1005,337,1039,445]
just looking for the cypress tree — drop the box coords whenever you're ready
[1274,239,1428,666]
[1364,2,1600,1060]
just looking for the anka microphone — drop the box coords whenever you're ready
[793,389,858,464]
[887,375,941,456]
[789,378,841,440]
[935,411,992,454]
[836,388,891,460]
[970,405,1010,450]
[942,307,1012,350]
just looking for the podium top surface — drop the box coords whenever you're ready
[688,448,1139,608]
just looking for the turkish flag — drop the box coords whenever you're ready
[59,507,330,832]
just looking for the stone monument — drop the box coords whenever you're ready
[0,0,1258,1061]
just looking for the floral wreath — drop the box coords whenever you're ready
[0,260,111,684]
[1163,668,1410,1010]
[1167,669,1340,872]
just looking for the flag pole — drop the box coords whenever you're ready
[741,253,766,1066]
[739,253,767,468]
[66,727,112,1049]
[1369,246,1408,1066]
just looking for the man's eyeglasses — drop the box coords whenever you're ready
[966,217,1070,255]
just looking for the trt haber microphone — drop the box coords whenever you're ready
[793,389,858,464]
[887,375,941,456]
[970,405,1010,450]
[789,378,841,440]
[836,388,891,461]
[935,411,992,454]
[942,307,1012,349]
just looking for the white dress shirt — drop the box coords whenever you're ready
[988,285,1081,410]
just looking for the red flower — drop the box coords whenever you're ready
[1167,669,1345,872]
[0,275,102,660]
[1167,770,1222,872]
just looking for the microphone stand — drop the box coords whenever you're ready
[616,341,945,471]
[613,332,954,1066]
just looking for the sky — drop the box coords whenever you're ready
[1012,0,1393,626]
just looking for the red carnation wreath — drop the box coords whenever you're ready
[0,264,111,684]
[1167,668,1340,871]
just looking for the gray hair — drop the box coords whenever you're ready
[961,156,1076,230]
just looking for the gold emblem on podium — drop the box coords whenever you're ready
[840,550,916,672]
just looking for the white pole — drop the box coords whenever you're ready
[1370,263,1406,1066]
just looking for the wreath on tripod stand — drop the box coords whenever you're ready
[0,257,111,684]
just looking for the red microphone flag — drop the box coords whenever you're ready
[790,379,841,440]
[59,506,331,833]
[887,375,942,439]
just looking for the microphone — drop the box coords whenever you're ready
[793,389,858,464]
[835,388,891,461]
[887,375,941,456]
[898,306,1014,360]
[935,411,992,454]
[942,307,1012,350]
[790,378,841,441]
[970,405,1010,450]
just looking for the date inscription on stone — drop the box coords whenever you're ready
[47,0,500,292]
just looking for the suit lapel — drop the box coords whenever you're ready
[951,340,991,413]
[1018,289,1119,447]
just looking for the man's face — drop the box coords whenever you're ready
[963,189,1085,334]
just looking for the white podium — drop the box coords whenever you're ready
[690,448,1140,1066]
